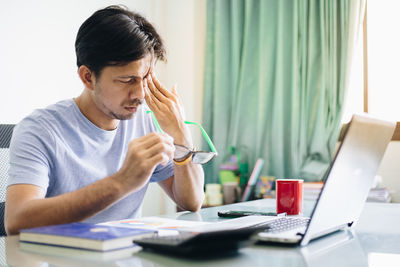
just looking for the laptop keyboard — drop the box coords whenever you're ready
[252,217,310,233]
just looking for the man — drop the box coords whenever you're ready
[5,5,204,235]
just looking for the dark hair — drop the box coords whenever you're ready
[75,5,166,77]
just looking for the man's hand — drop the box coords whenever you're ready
[116,132,175,190]
[144,71,193,148]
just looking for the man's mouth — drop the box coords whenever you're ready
[124,99,142,113]
[124,106,137,112]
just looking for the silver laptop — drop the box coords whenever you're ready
[256,113,395,246]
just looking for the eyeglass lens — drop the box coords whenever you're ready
[192,152,215,164]
[174,145,190,160]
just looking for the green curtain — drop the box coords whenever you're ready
[203,0,362,183]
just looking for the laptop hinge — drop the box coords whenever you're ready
[308,223,348,241]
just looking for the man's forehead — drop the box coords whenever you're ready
[108,54,154,78]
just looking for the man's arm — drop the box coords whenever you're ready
[5,133,174,235]
[6,175,124,235]
[144,71,205,211]
[159,163,205,212]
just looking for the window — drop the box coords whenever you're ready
[342,0,400,139]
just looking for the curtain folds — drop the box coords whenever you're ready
[203,0,365,183]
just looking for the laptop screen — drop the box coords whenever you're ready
[300,114,395,246]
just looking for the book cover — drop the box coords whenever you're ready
[19,241,141,261]
[19,222,156,251]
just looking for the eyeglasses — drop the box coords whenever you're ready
[146,110,218,164]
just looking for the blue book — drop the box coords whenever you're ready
[19,242,142,261]
[19,222,156,251]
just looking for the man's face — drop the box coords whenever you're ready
[92,53,153,121]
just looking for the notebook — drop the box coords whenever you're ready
[254,114,395,246]
[19,222,156,251]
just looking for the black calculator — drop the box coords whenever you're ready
[134,227,263,256]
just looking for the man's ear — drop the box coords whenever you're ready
[78,65,95,91]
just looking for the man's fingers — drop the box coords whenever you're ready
[171,84,182,105]
[150,71,175,99]
[147,75,169,103]
[148,152,170,167]
[141,141,174,166]
[134,133,174,150]
[144,79,162,110]
[143,141,174,160]
[171,84,177,96]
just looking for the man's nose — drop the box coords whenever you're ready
[129,81,145,100]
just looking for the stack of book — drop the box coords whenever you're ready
[302,182,392,203]
[367,187,392,203]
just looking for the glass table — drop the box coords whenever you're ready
[3,199,400,266]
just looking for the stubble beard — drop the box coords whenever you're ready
[94,84,143,121]
[111,98,144,120]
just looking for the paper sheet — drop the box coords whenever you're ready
[100,216,211,231]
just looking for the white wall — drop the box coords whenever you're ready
[0,0,150,123]
[0,0,206,216]
[377,142,400,202]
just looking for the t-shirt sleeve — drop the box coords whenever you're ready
[7,118,53,190]
[150,160,174,183]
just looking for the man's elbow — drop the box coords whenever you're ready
[184,193,205,212]
[186,204,201,212]
[5,219,22,236]
[6,228,19,236]
[5,209,30,235]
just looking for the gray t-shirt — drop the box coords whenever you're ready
[8,99,174,223]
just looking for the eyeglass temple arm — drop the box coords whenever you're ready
[146,111,163,133]
[184,121,218,154]
[146,110,217,154]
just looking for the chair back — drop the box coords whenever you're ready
[0,124,15,236]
